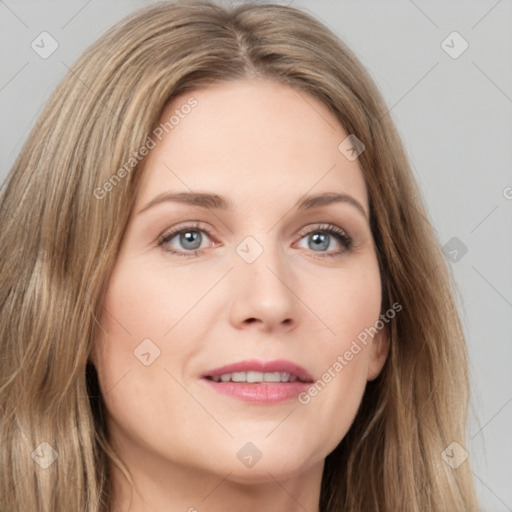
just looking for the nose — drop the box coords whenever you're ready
[228,239,299,333]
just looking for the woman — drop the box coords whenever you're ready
[0,1,479,510]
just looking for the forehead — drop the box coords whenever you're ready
[136,78,368,215]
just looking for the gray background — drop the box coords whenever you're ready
[1,1,511,510]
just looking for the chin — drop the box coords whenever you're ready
[222,458,318,486]
[198,441,323,485]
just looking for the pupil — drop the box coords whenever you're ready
[310,233,328,251]
[182,231,201,249]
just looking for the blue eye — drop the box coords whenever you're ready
[296,224,353,258]
[158,223,209,256]
[158,222,353,258]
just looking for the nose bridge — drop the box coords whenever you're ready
[229,231,298,330]
[235,231,288,285]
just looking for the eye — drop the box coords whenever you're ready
[295,224,353,258]
[157,222,353,258]
[157,223,215,257]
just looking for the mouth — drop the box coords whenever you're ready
[200,359,314,403]
[204,371,305,383]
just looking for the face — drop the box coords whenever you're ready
[91,78,389,488]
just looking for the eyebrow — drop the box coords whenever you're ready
[137,191,368,220]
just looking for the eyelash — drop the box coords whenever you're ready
[157,222,353,259]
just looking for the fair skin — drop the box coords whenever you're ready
[90,78,389,512]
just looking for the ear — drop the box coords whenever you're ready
[367,327,390,381]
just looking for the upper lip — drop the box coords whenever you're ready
[201,359,314,382]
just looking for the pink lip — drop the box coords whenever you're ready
[202,380,311,403]
[200,359,314,404]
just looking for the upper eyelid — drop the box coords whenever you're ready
[160,221,350,236]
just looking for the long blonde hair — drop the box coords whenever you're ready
[0,1,479,510]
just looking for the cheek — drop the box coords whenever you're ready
[91,267,188,454]
[97,255,225,345]
[92,259,219,419]
[92,267,172,407]
[319,254,382,348]
[298,258,381,445]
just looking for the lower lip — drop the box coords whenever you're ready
[202,379,311,403]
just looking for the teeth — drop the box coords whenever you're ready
[247,371,263,383]
[231,372,246,382]
[210,371,299,383]
[263,371,281,382]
